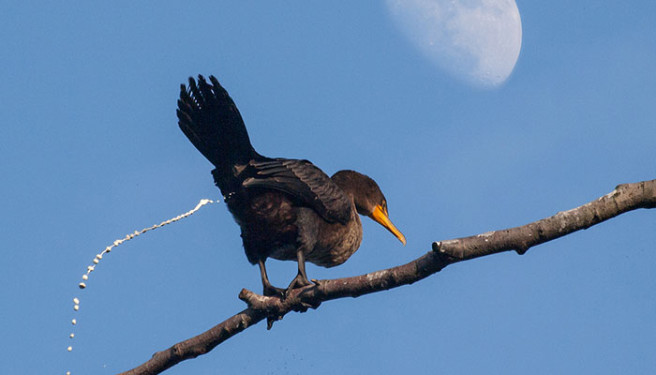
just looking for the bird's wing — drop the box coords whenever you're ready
[242,159,352,224]
[177,75,257,168]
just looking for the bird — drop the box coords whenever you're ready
[176,75,406,297]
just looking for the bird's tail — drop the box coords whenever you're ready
[176,75,257,168]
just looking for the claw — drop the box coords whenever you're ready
[287,273,312,291]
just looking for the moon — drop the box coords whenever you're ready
[386,0,522,88]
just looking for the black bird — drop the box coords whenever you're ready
[177,75,406,297]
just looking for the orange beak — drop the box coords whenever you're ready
[369,204,406,245]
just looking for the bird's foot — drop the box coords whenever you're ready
[262,284,286,299]
[287,273,313,291]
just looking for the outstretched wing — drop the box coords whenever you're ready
[177,75,257,168]
[241,159,352,224]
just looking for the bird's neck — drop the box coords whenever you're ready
[330,170,372,214]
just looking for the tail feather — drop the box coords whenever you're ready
[177,75,257,168]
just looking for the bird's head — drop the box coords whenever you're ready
[332,170,406,245]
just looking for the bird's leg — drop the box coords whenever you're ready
[258,259,285,298]
[287,248,313,290]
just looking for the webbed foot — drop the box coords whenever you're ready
[287,273,313,291]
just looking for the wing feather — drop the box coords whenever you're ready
[241,159,352,224]
[176,75,256,168]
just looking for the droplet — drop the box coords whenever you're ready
[66,198,216,363]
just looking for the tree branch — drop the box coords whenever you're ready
[119,179,656,375]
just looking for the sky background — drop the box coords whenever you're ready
[2,1,655,374]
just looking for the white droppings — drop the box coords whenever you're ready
[66,199,216,366]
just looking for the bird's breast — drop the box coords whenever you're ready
[300,207,363,268]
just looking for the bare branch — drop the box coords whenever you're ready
[434,180,656,259]
[119,179,656,375]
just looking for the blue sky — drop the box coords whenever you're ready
[2,2,655,374]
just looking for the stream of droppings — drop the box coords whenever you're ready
[65,199,215,375]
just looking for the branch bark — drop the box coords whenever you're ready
[119,179,656,375]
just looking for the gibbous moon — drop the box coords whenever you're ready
[386,0,522,88]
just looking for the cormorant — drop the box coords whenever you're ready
[177,75,405,297]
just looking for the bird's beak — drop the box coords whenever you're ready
[370,205,407,245]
